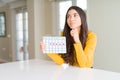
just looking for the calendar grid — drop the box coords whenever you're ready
[43,36,66,54]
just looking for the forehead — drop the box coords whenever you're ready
[67,9,78,15]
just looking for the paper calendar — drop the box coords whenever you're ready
[43,36,66,54]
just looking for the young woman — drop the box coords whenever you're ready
[40,6,97,68]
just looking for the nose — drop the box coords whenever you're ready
[69,16,74,21]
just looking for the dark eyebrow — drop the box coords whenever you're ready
[74,13,78,15]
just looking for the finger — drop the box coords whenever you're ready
[40,41,45,51]
[70,30,74,37]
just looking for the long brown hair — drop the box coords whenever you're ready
[61,6,88,65]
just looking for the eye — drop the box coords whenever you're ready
[67,15,70,19]
[74,14,78,17]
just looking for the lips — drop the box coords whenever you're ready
[70,22,76,27]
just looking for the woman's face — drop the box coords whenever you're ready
[67,9,81,30]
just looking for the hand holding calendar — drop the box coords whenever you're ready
[42,36,66,54]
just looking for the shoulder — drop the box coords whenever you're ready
[87,30,97,40]
[85,30,97,47]
[88,30,97,37]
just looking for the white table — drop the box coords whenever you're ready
[0,59,120,80]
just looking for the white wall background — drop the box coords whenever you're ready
[87,0,120,72]
[27,0,53,60]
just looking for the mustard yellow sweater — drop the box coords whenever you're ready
[47,31,97,68]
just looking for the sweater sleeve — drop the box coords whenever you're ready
[74,32,97,68]
[47,53,64,65]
